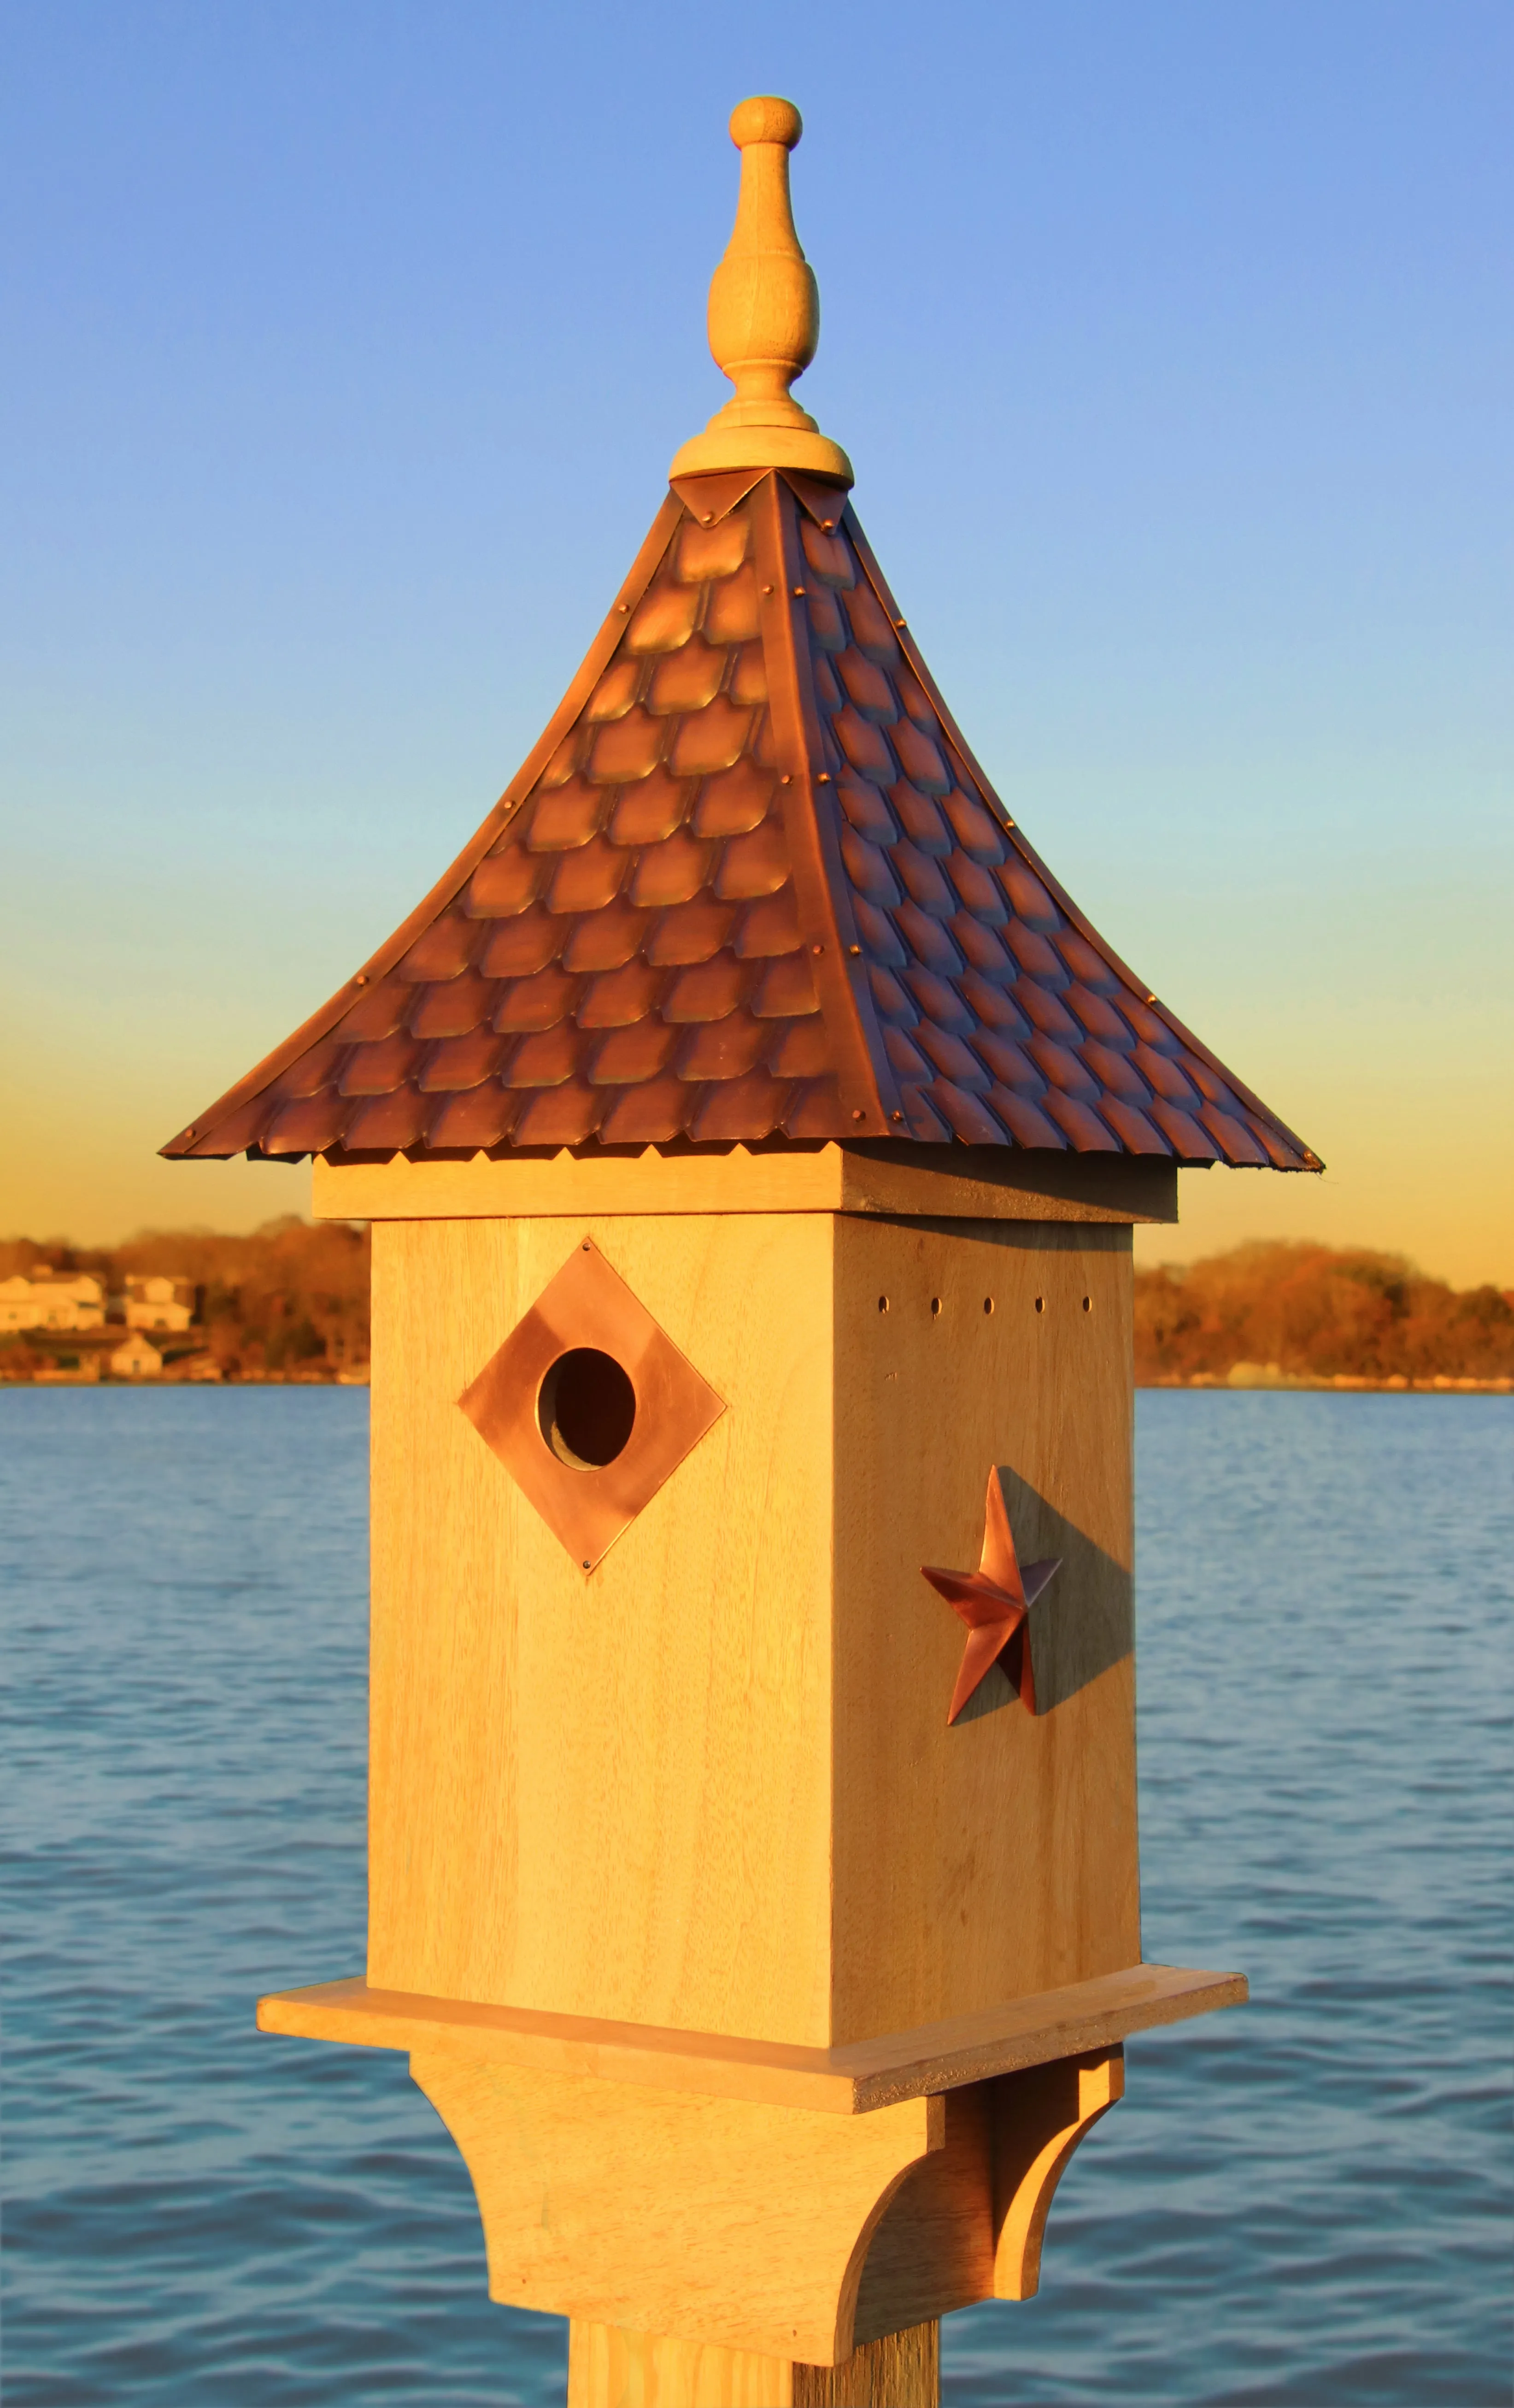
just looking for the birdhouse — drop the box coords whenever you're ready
[167,96,1317,2408]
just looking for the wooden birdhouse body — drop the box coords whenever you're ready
[335,1154,1142,2049]
[170,95,1317,2402]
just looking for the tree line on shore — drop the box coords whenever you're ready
[1134,1240,1514,1384]
[3,1223,1510,1387]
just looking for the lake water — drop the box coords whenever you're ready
[2,1389,1509,2406]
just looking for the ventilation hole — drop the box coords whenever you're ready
[1034,1296,1045,1315]
[877,1295,890,1313]
[930,1296,942,1318]
[538,1348,636,1470]
[983,1297,994,1315]
[1082,1295,1093,1313]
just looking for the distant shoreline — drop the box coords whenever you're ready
[1144,1372,1510,1394]
[4,1367,370,1389]
[6,1232,1511,1392]
[5,1372,1507,1397]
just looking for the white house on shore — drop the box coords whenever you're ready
[110,1332,163,1378]
[0,1270,106,1332]
[124,1275,196,1332]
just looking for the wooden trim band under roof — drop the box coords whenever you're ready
[310,1142,1179,1224]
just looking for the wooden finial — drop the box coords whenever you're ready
[670,97,853,486]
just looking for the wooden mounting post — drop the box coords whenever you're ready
[567,2319,939,2408]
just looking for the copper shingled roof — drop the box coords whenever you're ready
[165,93,1315,1176]
[163,465,1315,1170]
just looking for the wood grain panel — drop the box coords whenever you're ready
[830,1219,1140,2042]
[369,1213,835,2045]
[565,2320,941,2407]
[568,2321,795,2406]
[369,1219,522,2008]
[792,2324,939,2406]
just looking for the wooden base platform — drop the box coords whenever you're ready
[257,1966,1244,2361]
[257,1960,1244,2112]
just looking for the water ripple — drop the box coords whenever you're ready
[2,1389,1508,2404]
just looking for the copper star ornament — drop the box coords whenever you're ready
[922,1469,1062,1725]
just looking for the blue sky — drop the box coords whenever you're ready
[3,0,1509,1278]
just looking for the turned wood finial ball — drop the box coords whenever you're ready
[729,95,802,150]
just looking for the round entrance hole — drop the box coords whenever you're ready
[538,1348,636,1471]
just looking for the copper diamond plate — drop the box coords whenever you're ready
[457,1237,725,1572]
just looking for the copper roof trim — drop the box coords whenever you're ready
[752,474,892,1136]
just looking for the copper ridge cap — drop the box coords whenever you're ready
[669,98,853,489]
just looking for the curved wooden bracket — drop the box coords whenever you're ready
[841,2044,1124,2343]
[992,2045,1124,2299]
[550,2050,1125,2395]
[412,2051,943,2366]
